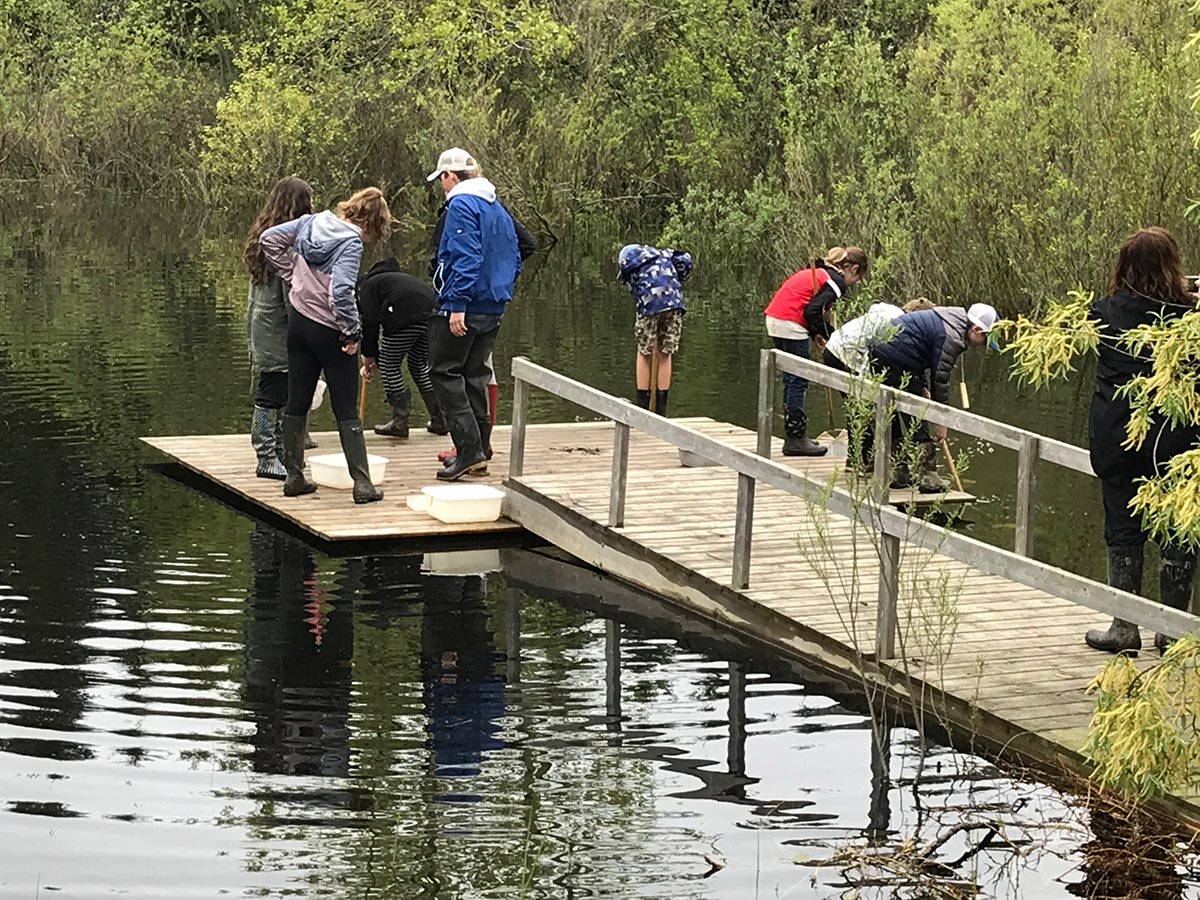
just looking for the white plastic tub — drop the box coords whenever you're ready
[307,453,388,490]
[421,484,505,524]
[678,448,720,467]
[422,549,502,575]
[406,492,431,512]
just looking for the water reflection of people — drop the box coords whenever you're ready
[420,568,505,786]
[242,525,354,777]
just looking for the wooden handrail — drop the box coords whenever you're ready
[763,348,1095,560]
[768,349,1094,476]
[508,355,1200,660]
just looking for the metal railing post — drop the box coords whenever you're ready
[731,473,755,589]
[757,349,774,458]
[509,372,529,478]
[1014,434,1039,557]
[609,421,631,527]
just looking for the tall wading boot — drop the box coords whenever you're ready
[654,389,669,416]
[1156,551,1198,653]
[281,414,318,497]
[252,406,286,480]
[889,452,912,490]
[441,419,494,471]
[338,419,383,504]
[635,389,651,409]
[437,411,487,481]
[419,387,449,435]
[916,441,951,494]
[1085,549,1145,654]
[782,406,828,457]
[373,388,411,438]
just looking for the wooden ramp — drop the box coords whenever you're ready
[503,459,1184,809]
[141,418,970,545]
[487,357,1200,822]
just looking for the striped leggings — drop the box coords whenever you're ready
[378,324,433,399]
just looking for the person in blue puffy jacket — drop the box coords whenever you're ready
[869,303,998,492]
[617,244,693,415]
[425,148,521,481]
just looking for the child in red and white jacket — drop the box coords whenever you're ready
[763,246,868,456]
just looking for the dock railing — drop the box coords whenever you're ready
[507,355,1200,660]
[763,349,1095,558]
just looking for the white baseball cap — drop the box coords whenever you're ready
[967,303,1001,350]
[426,147,478,182]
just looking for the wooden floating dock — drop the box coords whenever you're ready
[496,356,1200,822]
[140,418,970,546]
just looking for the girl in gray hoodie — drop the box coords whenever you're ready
[260,187,394,504]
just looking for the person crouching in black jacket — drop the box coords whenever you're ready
[358,258,446,438]
[1085,227,1200,655]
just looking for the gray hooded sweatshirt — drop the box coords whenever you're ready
[260,211,364,340]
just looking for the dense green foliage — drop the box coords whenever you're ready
[3,0,1199,304]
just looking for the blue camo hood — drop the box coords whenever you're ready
[617,244,693,317]
[295,210,362,268]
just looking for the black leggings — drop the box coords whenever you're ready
[284,311,359,422]
[255,370,288,409]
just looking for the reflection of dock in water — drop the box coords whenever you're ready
[142,418,967,549]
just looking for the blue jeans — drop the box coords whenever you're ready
[773,336,810,410]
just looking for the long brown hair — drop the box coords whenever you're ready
[336,187,394,244]
[1107,226,1191,305]
[825,245,869,278]
[244,177,313,284]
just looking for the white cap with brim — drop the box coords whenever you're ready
[967,302,1001,350]
[426,147,478,182]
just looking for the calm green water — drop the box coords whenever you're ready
[0,198,1186,897]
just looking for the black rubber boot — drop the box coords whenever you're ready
[916,441,950,494]
[338,419,383,504]
[654,389,669,416]
[782,406,827,457]
[889,460,912,490]
[441,419,492,473]
[635,389,651,409]
[273,414,285,464]
[281,414,318,497]
[437,412,487,481]
[1156,550,1197,653]
[374,389,411,438]
[1086,549,1144,654]
[252,406,286,480]
[419,387,449,435]
[479,418,493,466]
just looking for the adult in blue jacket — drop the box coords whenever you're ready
[425,148,521,481]
[869,304,998,492]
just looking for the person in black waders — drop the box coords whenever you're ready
[763,247,869,456]
[1085,227,1200,654]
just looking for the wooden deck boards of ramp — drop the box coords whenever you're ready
[141,418,971,544]
[502,461,1173,803]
